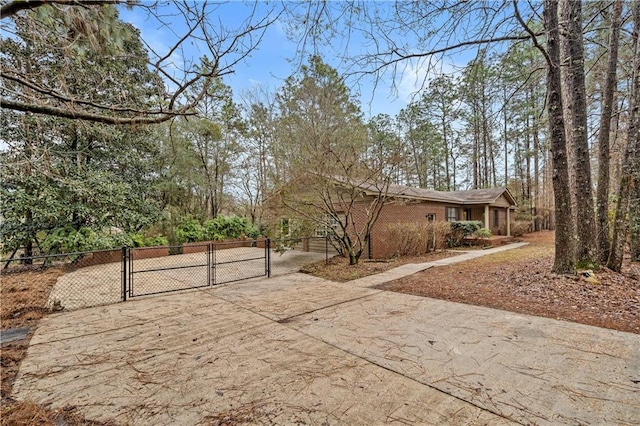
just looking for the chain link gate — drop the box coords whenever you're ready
[124,239,270,299]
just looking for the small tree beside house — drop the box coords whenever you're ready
[271,56,403,265]
[280,173,396,265]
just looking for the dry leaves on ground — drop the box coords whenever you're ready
[300,250,456,282]
[1,268,64,330]
[378,231,640,334]
[1,269,65,400]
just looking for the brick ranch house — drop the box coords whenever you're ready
[363,184,517,258]
[300,183,517,259]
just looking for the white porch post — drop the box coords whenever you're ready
[484,205,490,229]
[506,207,511,237]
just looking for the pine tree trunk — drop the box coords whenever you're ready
[608,0,640,271]
[534,121,540,231]
[561,0,597,265]
[442,115,450,190]
[545,0,576,273]
[627,1,640,263]
[596,0,623,264]
[560,0,577,216]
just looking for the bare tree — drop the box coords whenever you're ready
[1,0,279,125]
[274,56,402,264]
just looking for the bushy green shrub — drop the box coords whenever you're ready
[175,216,205,243]
[41,226,98,254]
[204,215,260,240]
[130,233,170,247]
[245,224,261,239]
[203,217,224,240]
[41,226,135,254]
[225,215,249,238]
[130,233,146,247]
[474,228,493,239]
[447,220,483,247]
[106,232,135,248]
[145,235,169,246]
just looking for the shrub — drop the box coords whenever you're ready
[447,221,483,247]
[130,233,146,247]
[203,218,224,241]
[510,221,531,237]
[386,221,451,257]
[386,222,427,256]
[431,221,452,250]
[474,227,493,239]
[175,216,205,243]
[204,215,260,240]
[144,235,170,247]
[245,224,261,239]
[41,226,99,254]
[224,215,249,239]
[41,226,136,254]
[129,233,170,247]
[106,232,135,248]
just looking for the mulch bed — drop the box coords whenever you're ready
[300,250,457,282]
[2,269,64,400]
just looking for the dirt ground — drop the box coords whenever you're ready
[1,269,65,406]
[378,231,640,334]
[1,268,65,330]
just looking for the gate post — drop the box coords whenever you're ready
[266,238,271,278]
[211,241,216,285]
[207,242,212,286]
[121,246,127,302]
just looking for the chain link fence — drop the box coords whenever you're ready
[1,249,124,328]
[128,243,211,298]
[1,237,334,324]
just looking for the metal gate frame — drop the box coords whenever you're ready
[123,239,270,300]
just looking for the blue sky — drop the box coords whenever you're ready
[117,1,476,119]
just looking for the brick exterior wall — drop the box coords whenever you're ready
[363,201,513,259]
[370,200,449,259]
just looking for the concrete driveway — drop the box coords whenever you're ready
[14,271,640,424]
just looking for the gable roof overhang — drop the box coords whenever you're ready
[359,183,517,208]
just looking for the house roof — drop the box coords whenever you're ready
[361,183,517,207]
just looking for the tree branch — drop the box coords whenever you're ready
[0,98,195,125]
[513,0,551,67]
[361,34,537,77]
[1,0,122,19]
[1,71,166,115]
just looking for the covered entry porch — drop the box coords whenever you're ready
[463,205,513,237]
